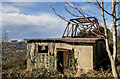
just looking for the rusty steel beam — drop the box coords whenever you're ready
[62,22,70,38]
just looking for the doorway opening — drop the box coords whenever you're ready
[57,48,72,73]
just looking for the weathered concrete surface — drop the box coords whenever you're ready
[25,38,106,72]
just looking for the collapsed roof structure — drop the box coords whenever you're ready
[62,17,101,38]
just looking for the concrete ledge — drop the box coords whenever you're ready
[24,38,104,43]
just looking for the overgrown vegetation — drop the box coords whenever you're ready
[48,43,56,75]
[71,49,77,71]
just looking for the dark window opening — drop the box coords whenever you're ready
[38,45,48,53]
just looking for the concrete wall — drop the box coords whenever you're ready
[27,41,97,71]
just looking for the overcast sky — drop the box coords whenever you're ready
[1,1,120,39]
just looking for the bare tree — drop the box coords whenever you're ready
[51,0,120,78]
[100,0,119,78]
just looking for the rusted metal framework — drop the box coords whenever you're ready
[62,17,101,38]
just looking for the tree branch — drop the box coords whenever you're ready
[65,7,82,17]
[89,0,116,19]
[79,7,90,17]
[50,6,69,22]
[115,0,119,5]
[64,2,92,23]
[87,10,102,16]
[116,18,120,21]
[96,1,115,17]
